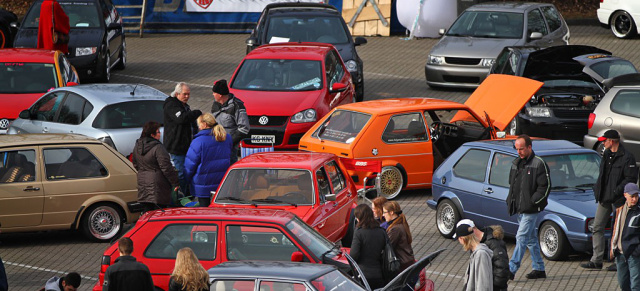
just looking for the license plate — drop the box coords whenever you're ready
[251,135,275,144]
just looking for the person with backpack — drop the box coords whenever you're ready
[457,219,509,291]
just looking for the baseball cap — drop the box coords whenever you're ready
[453,219,475,239]
[625,183,639,195]
[598,129,620,142]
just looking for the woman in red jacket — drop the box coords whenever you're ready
[37,0,70,54]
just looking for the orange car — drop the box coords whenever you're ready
[299,74,543,199]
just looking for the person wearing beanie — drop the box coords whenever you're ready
[210,79,250,164]
[611,183,640,290]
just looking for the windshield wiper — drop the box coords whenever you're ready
[575,183,595,188]
[217,196,257,207]
[550,186,585,192]
[251,198,297,207]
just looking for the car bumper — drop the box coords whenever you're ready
[518,114,587,144]
[68,53,100,80]
[597,8,612,26]
[424,63,489,88]
[567,230,611,256]
[426,199,437,210]
[584,134,599,150]
[245,122,312,150]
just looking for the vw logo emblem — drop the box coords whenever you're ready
[258,116,269,125]
[0,119,9,129]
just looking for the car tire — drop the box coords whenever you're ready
[356,81,364,102]
[539,221,570,261]
[610,10,637,39]
[379,166,404,199]
[81,203,124,242]
[114,37,126,70]
[341,209,356,247]
[0,24,10,49]
[436,199,460,238]
[100,50,111,83]
[506,118,521,136]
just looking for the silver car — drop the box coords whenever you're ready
[425,2,570,89]
[584,75,640,160]
[8,84,167,156]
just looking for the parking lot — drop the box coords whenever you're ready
[2,21,640,290]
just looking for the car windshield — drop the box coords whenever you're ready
[215,169,314,205]
[231,59,323,91]
[310,270,365,291]
[266,15,349,44]
[447,11,523,39]
[543,153,600,190]
[589,59,638,79]
[425,109,486,128]
[542,79,600,89]
[0,62,57,93]
[92,101,164,129]
[286,216,341,260]
[312,110,371,143]
[23,1,101,29]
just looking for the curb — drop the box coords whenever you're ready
[566,18,601,26]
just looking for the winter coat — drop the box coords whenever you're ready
[37,0,70,54]
[350,226,387,288]
[184,129,233,198]
[594,144,637,208]
[611,203,640,259]
[386,219,415,271]
[464,243,494,291]
[506,151,550,215]
[210,93,250,146]
[163,96,202,155]
[103,256,154,291]
[133,137,179,205]
[480,226,509,289]
[168,276,209,291]
[43,276,63,291]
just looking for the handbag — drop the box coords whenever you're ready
[51,4,69,45]
[381,232,401,282]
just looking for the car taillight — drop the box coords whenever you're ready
[100,255,111,273]
[588,113,596,129]
[417,269,427,291]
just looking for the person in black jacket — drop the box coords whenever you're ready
[163,82,202,195]
[506,134,550,280]
[349,204,387,288]
[103,237,153,291]
[611,183,640,290]
[210,79,250,164]
[457,219,509,291]
[582,130,638,271]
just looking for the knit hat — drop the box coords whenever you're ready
[212,79,229,95]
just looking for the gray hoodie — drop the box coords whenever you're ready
[44,276,62,291]
[464,243,494,291]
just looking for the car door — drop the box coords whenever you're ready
[526,8,551,47]
[325,50,352,105]
[222,222,310,262]
[609,89,640,157]
[321,160,353,241]
[16,91,66,133]
[448,148,491,226]
[0,148,43,227]
[481,151,519,234]
[540,5,567,46]
[311,166,339,241]
[47,92,94,135]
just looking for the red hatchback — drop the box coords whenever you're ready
[229,42,355,150]
[211,152,358,246]
[0,49,79,133]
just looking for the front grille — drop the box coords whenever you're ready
[542,94,582,107]
[288,133,305,145]
[442,75,480,84]
[445,57,481,65]
[248,116,289,126]
[553,109,591,119]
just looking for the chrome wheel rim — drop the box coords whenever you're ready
[612,13,633,37]
[379,166,402,199]
[437,203,456,235]
[540,224,558,258]
[121,40,127,67]
[89,206,121,240]
[105,52,111,81]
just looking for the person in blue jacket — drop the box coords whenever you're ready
[184,112,232,207]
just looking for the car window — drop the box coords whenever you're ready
[324,161,346,193]
[0,62,57,94]
[493,50,518,75]
[0,150,36,183]
[60,56,79,84]
[144,224,217,260]
[447,11,523,39]
[92,101,164,129]
[225,225,299,261]
[44,147,107,180]
[211,280,255,291]
[589,59,638,79]
[259,281,307,291]
[489,152,514,187]
[231,59,323,91]
[58,55,69,84]
[424,109,485,129]
[540,6,562,32]
[611,90,640,118]
[312,110,371,143]
[31,91,65,121]
[543,153,600,189]
[266,15,349,44]
[216,169,314,205]
[325,51,344,88]
[286,216,338,259]
[382,113,428,143]
[453,149,490,182]
[23,1,102,28]
[56,93,90,125]
[527,9,548,36]
[316,167,331,200]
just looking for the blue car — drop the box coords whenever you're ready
[427,139,607,260]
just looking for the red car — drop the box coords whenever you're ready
[0,48,79,133]
[229,42,355,150]
[211,152,358,246]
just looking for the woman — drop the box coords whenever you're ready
[372,197,389,229]
[37,0,70,54]
[133,121,179,211]
[184,113,232,207]
[456,222,493,291]
[349,204,387,289]
[169,248,209,291]
[382,201,416,272]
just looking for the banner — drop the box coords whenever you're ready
[186,0,324,13]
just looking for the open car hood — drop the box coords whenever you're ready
[378,249,446,291]
[576,54,639,86]
[464,74,543,131]
[522,45,611,79]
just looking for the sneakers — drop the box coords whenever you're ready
[606,264,617,272]
[580,261,603,269]
[525,270,547,279]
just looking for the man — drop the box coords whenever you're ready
[163,82,202,195]
[611,183,640,291]
[103,237,153,291]
[210,79,250,164]
[506,134,550,280]
[41,272,81,291]
[583,129,637,271]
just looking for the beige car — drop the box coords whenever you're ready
[0,134,139,241]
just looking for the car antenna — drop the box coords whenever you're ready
[130,84,138,96]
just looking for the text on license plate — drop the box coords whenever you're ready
[251,135,275,144]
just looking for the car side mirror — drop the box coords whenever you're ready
[354,37,367,46]
[10,22,19,28]
[325,193,336,201]
[66,82,79,87]
[246,37,257,46]
[529,31,543,40]
[330,82,348,93]
[291,251,304,262]
[438,28,446,35]
[107,22,121,30]
[19,110,32,120]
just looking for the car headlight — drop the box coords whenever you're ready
[526,107,551,117]
[427,55,445,65]
[345,60,357,72]
[76,47,97,56]
[481,58,495,67]
[291,109,316,123]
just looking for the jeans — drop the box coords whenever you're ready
[230,144,239,165]
[591,202,614,264]
[617,254,640,291]
[170,154,188,196]
[509,213,545,273]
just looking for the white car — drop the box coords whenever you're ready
[597,0,640,38]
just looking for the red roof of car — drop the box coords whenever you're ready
[232,151,337,170]
[246,42,334,61]
[0,48,58,63]
[142,207,296,223]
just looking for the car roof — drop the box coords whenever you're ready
[143,207,297,223]
[334,98,469,115]
[265,2,338,13]
[0,133,102,148]
[53,84,168,107]
[465,139,595,155]
[209,261,335,281]
[467,2,548,12]
[247,43,333,61]
[231,152,337,170]
[0,49,58,63]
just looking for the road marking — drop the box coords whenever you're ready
[4,261,98,281]
[112,73,210,88]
